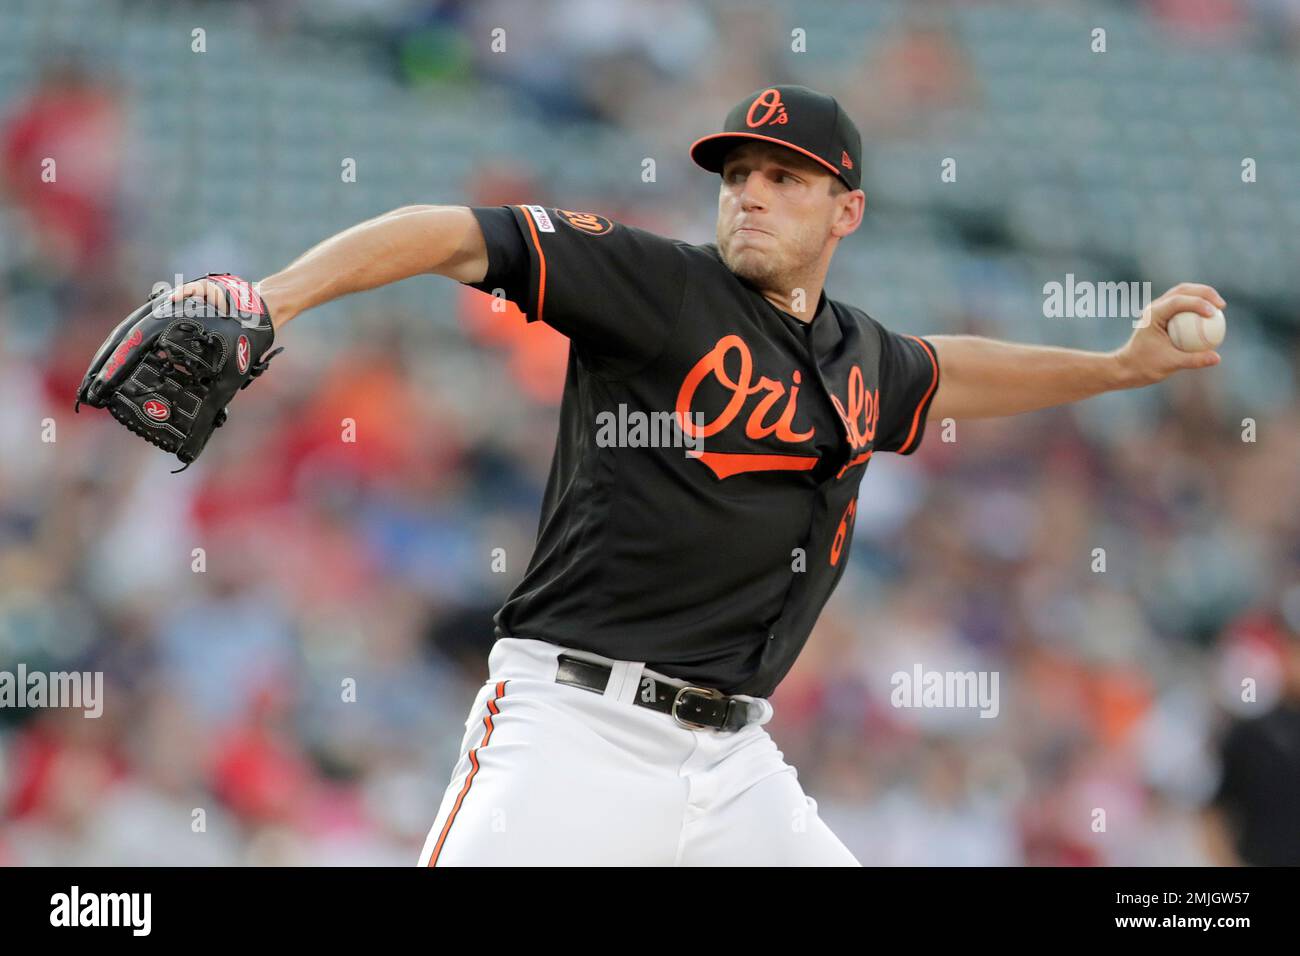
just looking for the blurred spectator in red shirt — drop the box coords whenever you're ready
[2,54,124,277]
[1147,0,1248,43]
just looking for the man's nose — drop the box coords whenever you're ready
[739,171,769,210]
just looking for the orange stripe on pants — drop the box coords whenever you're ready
[427,680,509,867]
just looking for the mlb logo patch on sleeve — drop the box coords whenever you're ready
[521,205,555,232]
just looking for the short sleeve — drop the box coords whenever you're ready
[463,205,531,306]
[461,204,687,377]
[873,324,941,455]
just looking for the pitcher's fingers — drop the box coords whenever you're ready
[1167,283,1226,309]
[168,280,226,308]
[1179,349,1221,370]
[1152,294,1220,325]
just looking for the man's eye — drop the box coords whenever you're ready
[780,173,800,184]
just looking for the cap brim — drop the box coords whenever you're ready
[688,132,843,181]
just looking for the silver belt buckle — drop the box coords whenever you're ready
[672,685,726,730]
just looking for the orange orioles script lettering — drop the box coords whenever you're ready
[675,336,883,482]
[675,334,817,479]
[830,365,879,479]
[103,328,143,379]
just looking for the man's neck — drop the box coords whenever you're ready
[761,282,824,324]
[756,251,833,323]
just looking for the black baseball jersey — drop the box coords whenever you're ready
[462,204,941,698]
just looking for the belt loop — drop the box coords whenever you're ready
[603,660,635,701]
[749,697,774,726]
[618,662,645,705]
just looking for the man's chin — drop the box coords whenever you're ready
[721,248,780,288]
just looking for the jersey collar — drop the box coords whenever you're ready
[770,289,843,362]
[704,242,845,361]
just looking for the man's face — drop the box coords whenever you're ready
[715,141,861,292]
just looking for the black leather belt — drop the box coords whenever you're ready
[554,654,756,732]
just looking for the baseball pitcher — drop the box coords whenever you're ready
[77,86,1226,865]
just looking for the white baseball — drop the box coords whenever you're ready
[1166,307,1226,352]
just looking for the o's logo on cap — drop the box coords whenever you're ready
[746,88,788,128]
[557,209,613,236]
[143,399,171,422]
[237,335,251,374]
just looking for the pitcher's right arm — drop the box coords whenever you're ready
[169,205,489,330]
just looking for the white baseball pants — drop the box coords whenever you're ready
[418,637,860,866]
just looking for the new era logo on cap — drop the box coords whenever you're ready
[688,85,863,192]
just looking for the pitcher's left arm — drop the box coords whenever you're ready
[926,283,1225,422]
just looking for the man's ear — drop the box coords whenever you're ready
[833,190,866,238]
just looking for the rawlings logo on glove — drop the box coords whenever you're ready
[75,273,284,471]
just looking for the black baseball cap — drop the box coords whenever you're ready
[689,85,862,191]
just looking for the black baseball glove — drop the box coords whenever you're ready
[75,274,284,471]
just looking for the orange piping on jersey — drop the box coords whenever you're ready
[893,336,939,455]
[688,450,819,480]
[428,680,509,867]
[836,449,872,480]
[517,206,547,325]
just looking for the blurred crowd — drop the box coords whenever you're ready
[1,0,1298,866]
